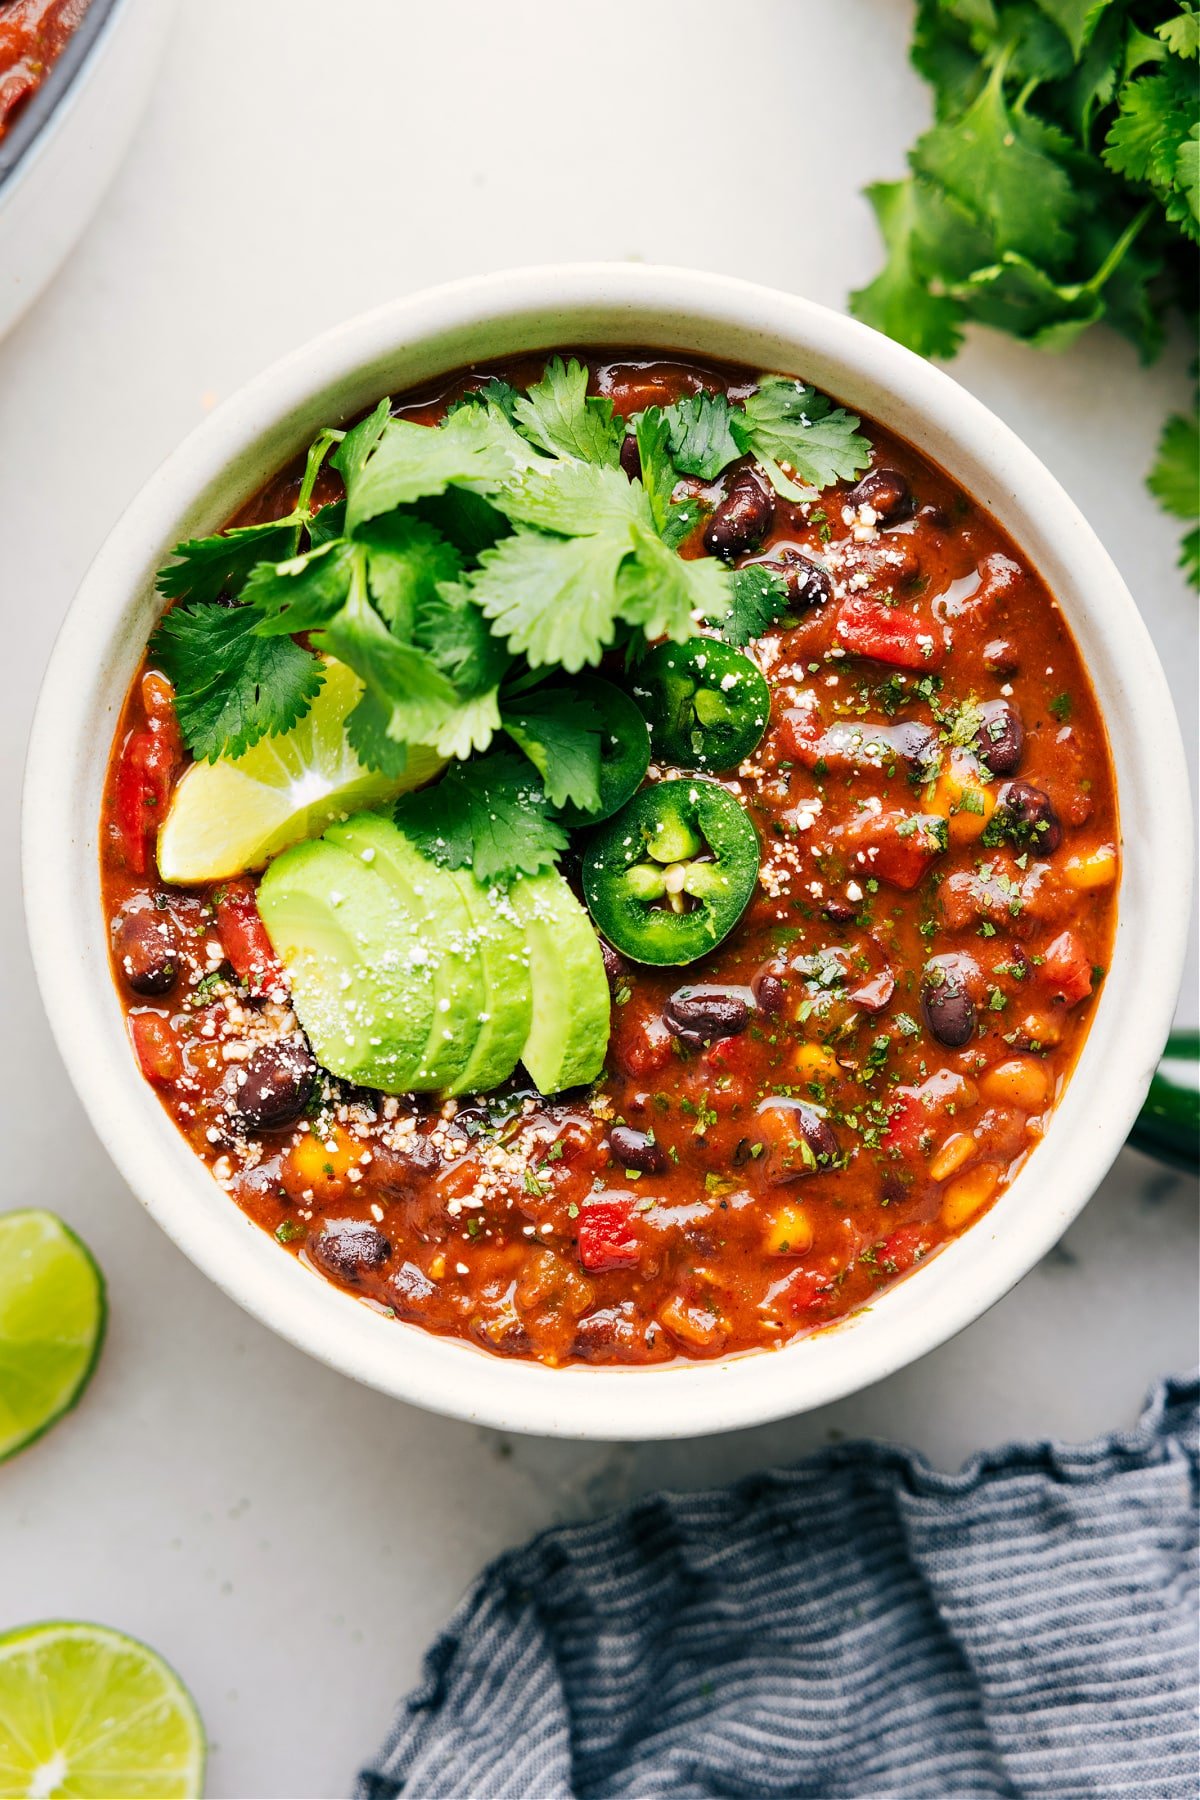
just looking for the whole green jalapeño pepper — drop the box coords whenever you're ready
[582,779,760,966]
[633,638,771,772]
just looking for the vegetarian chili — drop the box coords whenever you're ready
[100,349,1119,1366]
[0,0,91,141]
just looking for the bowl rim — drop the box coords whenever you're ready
[22,263,1193,1440]
[0,0,126,194]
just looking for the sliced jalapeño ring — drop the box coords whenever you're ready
[582,778,760,966]
[632,638,771,772]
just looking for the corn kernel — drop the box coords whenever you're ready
[794,1042,840,1083]
[428,1254,446,1281]
[929,1131,975,1183]
[940,1161,1001,1230]
[926,753,997,845]
[980,1056,1054,1111]
[1064,844,1117,890]
[764,1203,815,1256]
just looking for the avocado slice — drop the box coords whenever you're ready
[508,872,611,1094]
[326,813,483,1092]
[443,873,532,1097]
[257,838,436,1091]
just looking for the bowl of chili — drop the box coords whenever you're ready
[0,0,175,340]
[22,265,1192,1438]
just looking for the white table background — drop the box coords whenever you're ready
[1,4,1196,1795]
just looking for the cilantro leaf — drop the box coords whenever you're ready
[849,180,966,359]
[344,405,534,532]
[330,398,391,500]
[150,602,324,763]
[448,378,522,424]
[502,690,604,812]
[1160,8,1200,60]
[912,59,1078,269]
[394,751,567,884]
[496,459,651,536]
[467,526,634,671]
[242,540,358,635]
[662,391,742,480]
[156,520,301,605]
[414,578,510,698]
[633,408,677,533]
[734,378,873,493]
[617,527,729,644]
[512,357,623,465]
[358,515,462,637]
[705,564,792,647]
[1148,402,1200,588]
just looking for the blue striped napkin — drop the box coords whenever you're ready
[357,1375,1198,1799]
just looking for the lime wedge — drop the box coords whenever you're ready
[0,1212,105,1463]
[0,1621,205,1798]
[157,658,446,883]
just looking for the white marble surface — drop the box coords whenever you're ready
[1,4,1196,1795]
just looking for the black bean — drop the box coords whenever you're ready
[822,898,858,925]
[983,638,1020,676]
[619,432,641,481]
[114,909,178,997]
[703,469,775,562]
[756,548,833,609]
[608,1125,667,1174]
[598,937,627,985]
[848,468,914,523]
[308,1222,391,1285]
[225,1037,316,1131]
[389,1260,436,1318]
[368,1134,440,1198]
[921,960,977,1047]
[665,986,751,1047]
[974,699,1024,776]
[994,780,1062,853]
[753,971,786,1016]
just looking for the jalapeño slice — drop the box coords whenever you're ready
[582,779,760,966]
[633,638,771,772]
[555,677,651,828]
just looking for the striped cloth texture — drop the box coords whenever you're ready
[357,1374,1198,1800]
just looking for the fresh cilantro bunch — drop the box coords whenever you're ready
[851,1,1199,586]
[150,357,872,880]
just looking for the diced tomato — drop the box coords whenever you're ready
[705,1034,753,1076]
[877,1224,932,1275]
[577,1198,639,1272]
[776,703,824,765]
[610,1005,673,1079]
[130,1013,180,1085]
[835,596,941,670]
[779,1265,839,1316]
[215,879,287,997]
[842,810,947,891]
[114,674,182,876]
[1039,930,1093,1006]
[881,1092,920,1154]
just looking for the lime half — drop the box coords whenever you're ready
[0,1622,205,1798]
[157,658,446,883]
[0,1212,105,1463]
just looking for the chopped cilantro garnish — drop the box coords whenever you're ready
[1049,692,1073,722]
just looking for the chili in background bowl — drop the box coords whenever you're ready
[22,266,1192,1439]
[0,0,175,341]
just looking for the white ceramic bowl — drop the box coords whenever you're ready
[0,0,176,340]
[23,265,1192,1439]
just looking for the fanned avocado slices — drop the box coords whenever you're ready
[257,837,437,1091]
[325,814,484,1092]
[510,871,610,1094]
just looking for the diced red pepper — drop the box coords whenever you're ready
[1039,930,1093,1006]
[577,1198,640,1272]
[880,1092,919,1153]
[705,1034,753,1076]
[877,1224,933,1275]
[113,674,182,877]
[130,1013,180,1085]
[779,1265,839,1316]
[610,1005,673,1079]
[842,810,947,891]
[835,596,941,671]
[215,879,288,997]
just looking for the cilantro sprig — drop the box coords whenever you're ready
[852,1,1199,587]
[148,356,868,880]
